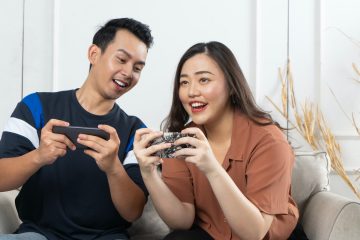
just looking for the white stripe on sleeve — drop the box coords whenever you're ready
[123,150,138,165]
[3,117,39,148]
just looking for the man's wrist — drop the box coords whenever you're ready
[106,159,125,177]
[31,149,46,167]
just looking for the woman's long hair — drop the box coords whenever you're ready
[162,41,281,132]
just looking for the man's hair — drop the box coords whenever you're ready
[92,18,153,52]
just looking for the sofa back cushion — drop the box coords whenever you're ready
[291,151,330,214]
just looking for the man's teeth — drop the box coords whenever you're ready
[114,79,126,87]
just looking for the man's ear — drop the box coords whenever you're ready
[88,44,101,65]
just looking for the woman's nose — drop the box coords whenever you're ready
[188,82,200,97]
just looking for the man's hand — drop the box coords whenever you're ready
[77,124,121,174]
[36,119,76,166]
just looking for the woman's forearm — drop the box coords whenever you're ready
[206,168,273,240]
[143,172,195,229]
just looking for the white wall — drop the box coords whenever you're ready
[51,0,257,130]
[0,0,23,131]
[1,0,360,199]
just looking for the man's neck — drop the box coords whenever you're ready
[76,81,115,116]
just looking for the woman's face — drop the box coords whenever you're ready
[178,53,232,126]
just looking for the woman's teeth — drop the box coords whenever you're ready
[191,102,206,108]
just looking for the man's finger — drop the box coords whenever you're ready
[98,124,119,142]
[44,119,70,131]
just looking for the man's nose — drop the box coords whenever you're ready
[121,63,133,79]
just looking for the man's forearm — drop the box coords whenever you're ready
[107,164,146,222]
[0,150,42,191]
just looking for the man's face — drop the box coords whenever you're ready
[90,29,148,100]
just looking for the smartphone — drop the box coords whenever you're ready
[52,126,110,149]
[149,132,195,158]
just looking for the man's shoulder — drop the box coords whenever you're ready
[115,105,142,122]
[113,106,146,131]
[37,89,74,99]
[23,89,74,103]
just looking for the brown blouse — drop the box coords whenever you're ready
[162,111,299,240]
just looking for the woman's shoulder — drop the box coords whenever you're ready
[234,113,289,147]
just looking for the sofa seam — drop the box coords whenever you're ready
[327,201,360,239]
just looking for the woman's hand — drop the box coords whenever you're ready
[133,128,172,178]
[172,127,221,176]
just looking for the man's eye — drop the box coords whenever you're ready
[134,67,143,73]
[117,57,126,63]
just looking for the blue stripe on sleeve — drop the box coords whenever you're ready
[125,123,146,154]
[22,93,44,129]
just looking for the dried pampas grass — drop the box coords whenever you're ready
[317,110,360,199]
[267,60,360,199]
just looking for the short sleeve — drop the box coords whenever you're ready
[162,158,194,204]
[246,135,294,214]
[122,121,148,197]
[0,95,40,158]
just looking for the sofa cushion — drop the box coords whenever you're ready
[291,151,330,215]
[0,190,20,234]
[128,197,170,240]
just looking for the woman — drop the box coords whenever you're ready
[134,42,299,240]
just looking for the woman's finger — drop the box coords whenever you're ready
[172,147,197,159]
[144,142,172,156]
[181,127,206,141]
[174,135,200,149]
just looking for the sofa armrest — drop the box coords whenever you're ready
[0,190,21,234]
[301,191,360,240]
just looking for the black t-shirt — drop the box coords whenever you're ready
[0,89,147,240]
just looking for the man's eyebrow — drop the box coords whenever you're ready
[117,49,146,66]
[180,71,214,78]
[117,49,131,57]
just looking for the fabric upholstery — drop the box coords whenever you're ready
[1,152,359,240]
[291,151,330,214]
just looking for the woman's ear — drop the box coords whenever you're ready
[88,44,101,65]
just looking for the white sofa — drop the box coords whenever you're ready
[1,152,360,239]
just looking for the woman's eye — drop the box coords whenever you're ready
[179,80,188,85]
[200,78,209,83]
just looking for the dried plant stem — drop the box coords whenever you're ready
[317,111,360,199]
[353,63,360,76]
[331,27,360,49]
[328,87,360,136]
[353,63,360,83]
[279,68,287,118]
[267,60,360,199]
[266,96,301,133]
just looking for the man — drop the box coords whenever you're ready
[0,18,153,240]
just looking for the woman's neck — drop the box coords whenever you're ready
[204,108,234,145]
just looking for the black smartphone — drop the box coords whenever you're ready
[52,126,110,149]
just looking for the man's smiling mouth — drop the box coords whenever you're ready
[113,79,129,88]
